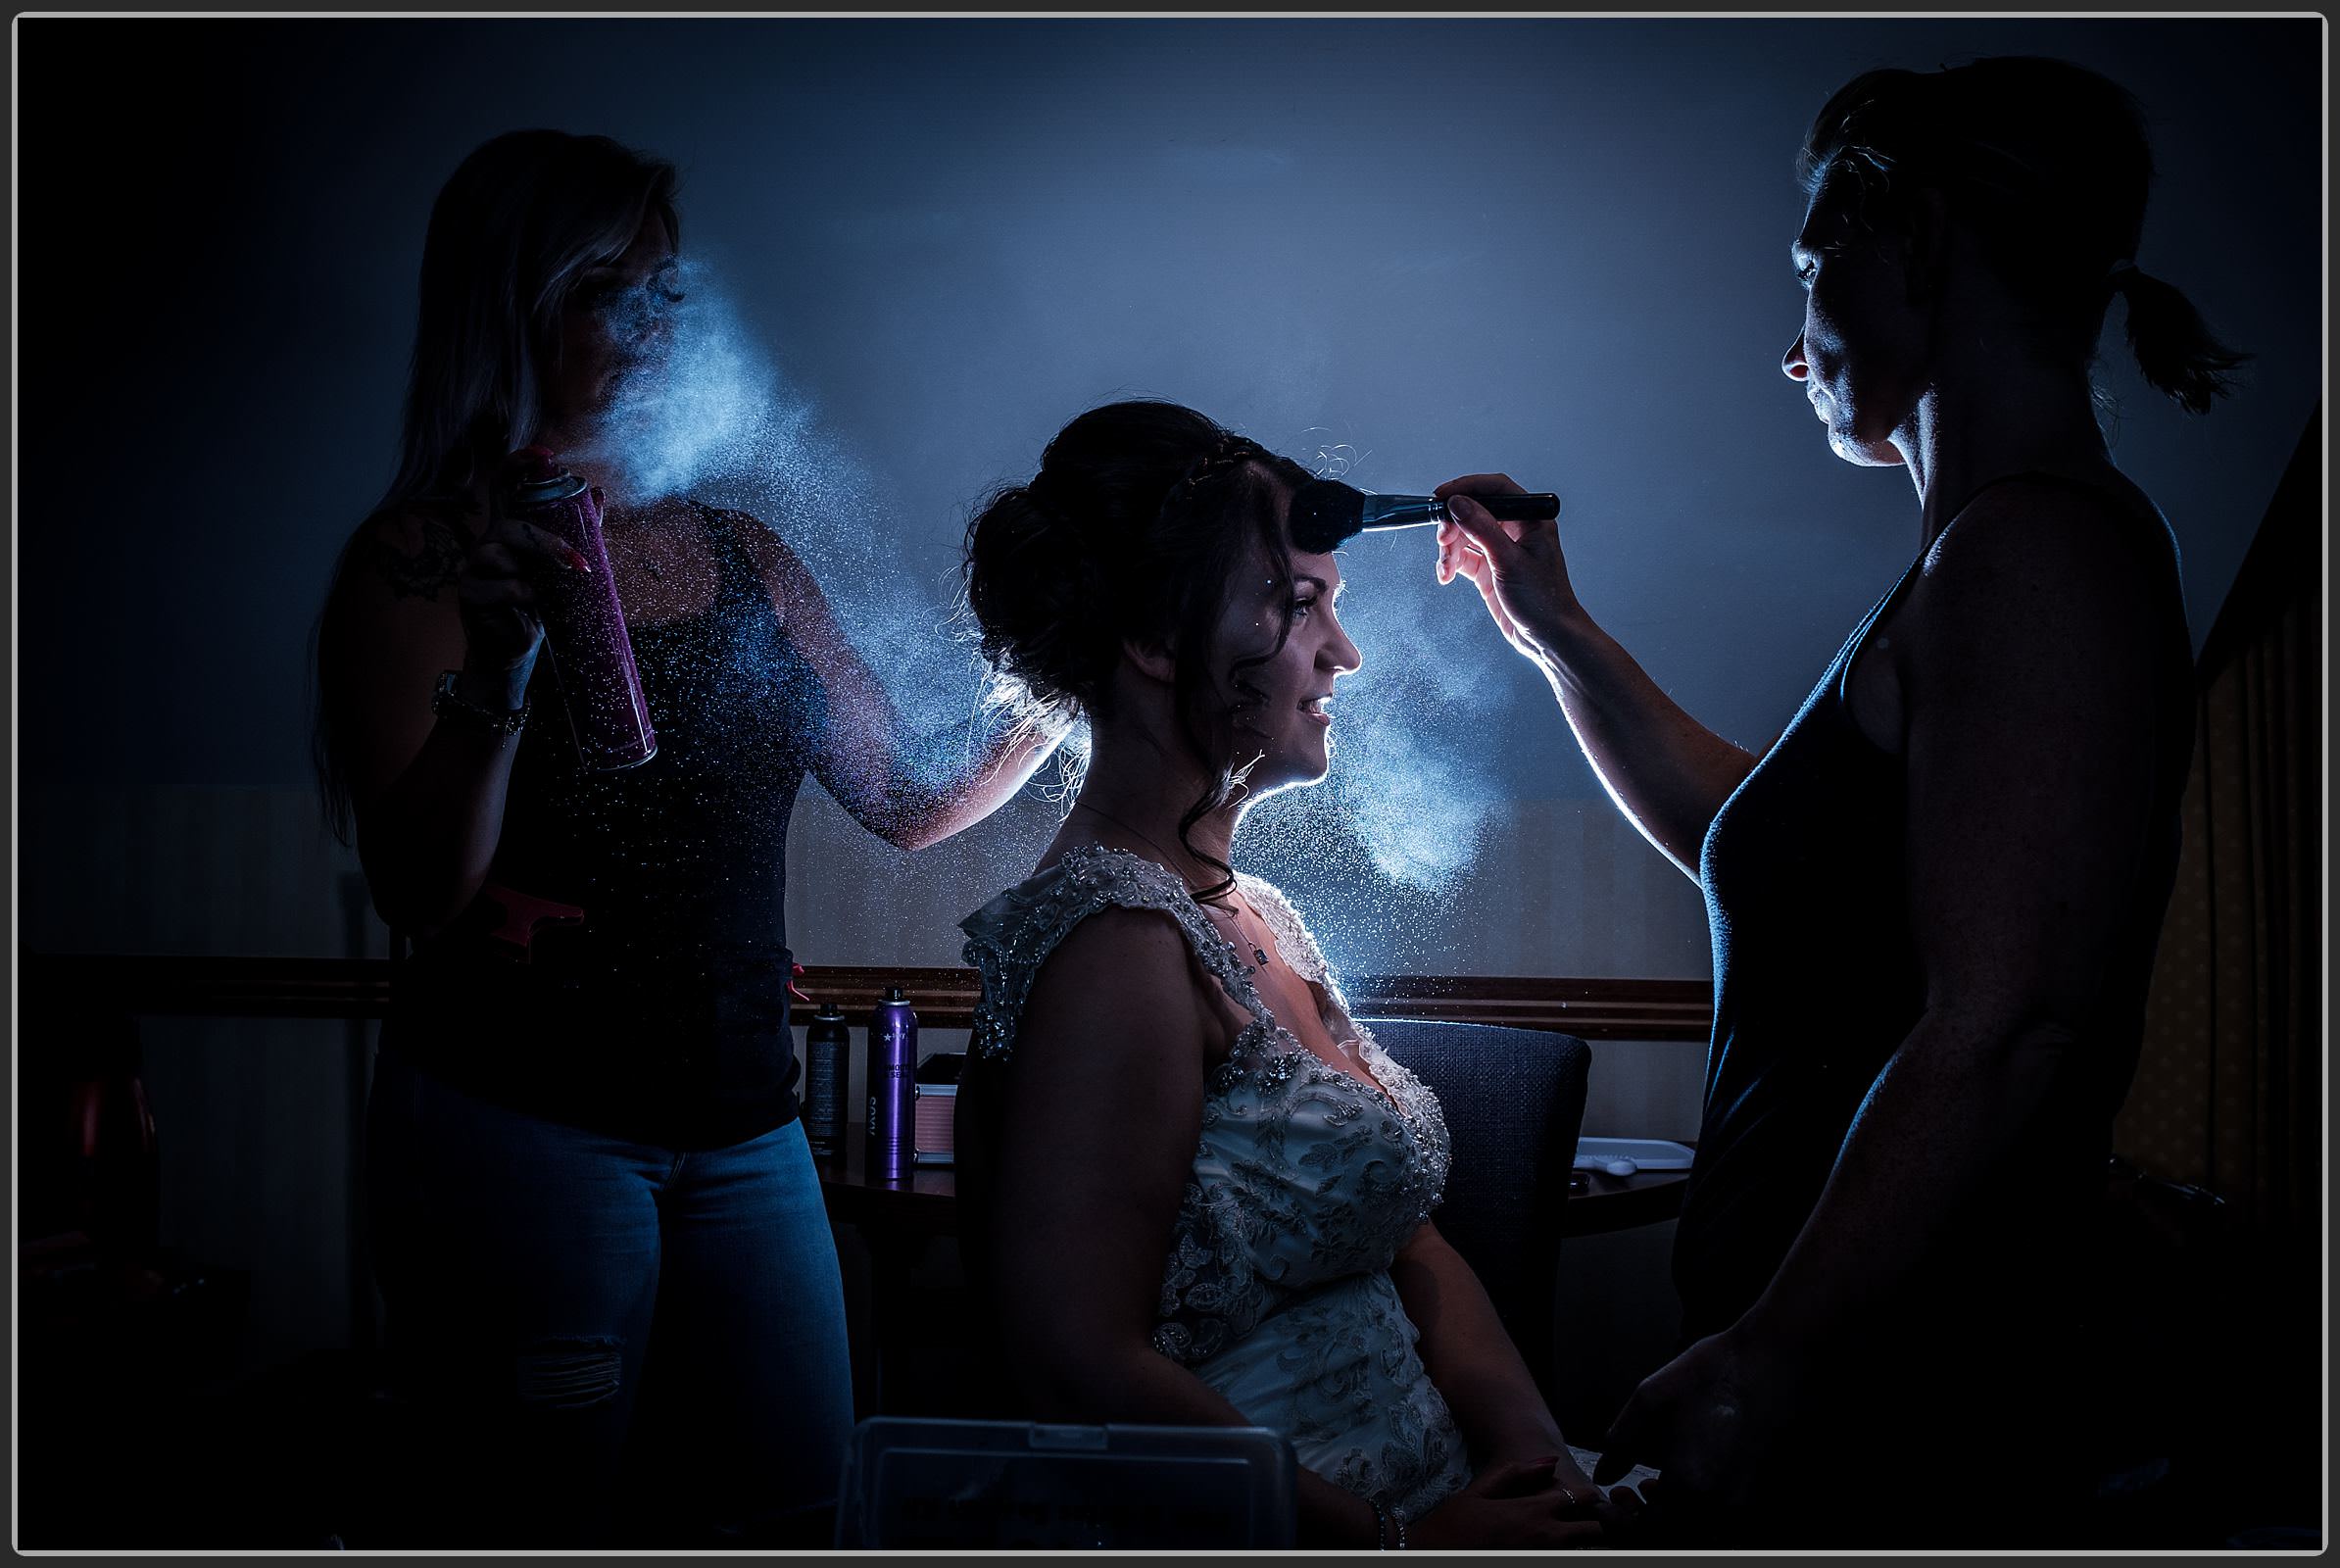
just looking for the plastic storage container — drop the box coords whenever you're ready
[836,1417,1297,1549]
[1573,1136,1697,1171]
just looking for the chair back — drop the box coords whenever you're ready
[1360,1018,1592,1404]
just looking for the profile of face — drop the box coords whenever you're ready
[545,209,683,436]
[1200,485,1363,795]
[1779,167,1930,467]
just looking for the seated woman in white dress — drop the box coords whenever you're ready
[951,400,1617,1550]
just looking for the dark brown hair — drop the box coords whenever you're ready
[962,400,1314,898]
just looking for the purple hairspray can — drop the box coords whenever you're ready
[866,987,918,1181]
[499,447,657,770]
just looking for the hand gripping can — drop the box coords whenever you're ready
[866,987,918,1181]
[499,447,657,769]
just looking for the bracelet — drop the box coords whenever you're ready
[433,669,530,739]
[1368,1496,1390,1549]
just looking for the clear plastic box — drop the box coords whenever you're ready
[836,1416,1298,1548]
[1574,1135,1697,1171]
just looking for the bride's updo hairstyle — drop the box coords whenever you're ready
[964,399,1316,896]
[1803,56,2245,414]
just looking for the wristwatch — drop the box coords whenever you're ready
[433,669,531,738]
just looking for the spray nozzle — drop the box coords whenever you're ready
[788,962,812,1004]
[499,446,588,508]
[504,445,561,480]
[1289,478,1560,554]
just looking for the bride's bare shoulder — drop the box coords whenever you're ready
[1016,905,1215,1067]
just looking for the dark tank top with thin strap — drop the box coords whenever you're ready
[385,501,820,1151]
[1678,472,2195,1373]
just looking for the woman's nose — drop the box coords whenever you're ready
[1328,621,1362,676]
[1781,332,1809,381]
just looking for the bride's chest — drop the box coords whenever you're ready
[1191,1038,1446,1273]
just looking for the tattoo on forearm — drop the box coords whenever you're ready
[360,498,476,600]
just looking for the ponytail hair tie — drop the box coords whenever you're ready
[2107,258,2140,289]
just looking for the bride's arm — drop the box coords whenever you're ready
[1390,1221,1594,1492]
[982,906,1386,1548]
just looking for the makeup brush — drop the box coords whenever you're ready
[1289,478,1559,553]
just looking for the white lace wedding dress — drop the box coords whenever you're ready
[959,843,1473,1520]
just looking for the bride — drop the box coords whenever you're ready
[950,400,1618,1549]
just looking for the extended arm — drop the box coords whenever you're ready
[1435,478,1757,878]
[750,526,1059,851]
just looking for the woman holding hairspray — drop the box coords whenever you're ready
[312,130,1058,1547]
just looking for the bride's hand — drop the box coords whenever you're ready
[1405,1456,1608,1549]
[1432,473,1585,666]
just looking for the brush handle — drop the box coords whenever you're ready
[1468,492,1560,522]
[1355,492,1562,533]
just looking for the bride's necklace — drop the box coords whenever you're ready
[1070,800,1275,972]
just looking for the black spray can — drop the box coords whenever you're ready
[866,987,918,1181]
[802,1003,850,1160]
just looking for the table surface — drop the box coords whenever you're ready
[816,1119,1689,1239]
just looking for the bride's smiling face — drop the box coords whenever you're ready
[1204,493,1362,795]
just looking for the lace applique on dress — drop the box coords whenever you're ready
[959,843,1271,1066]
[957,845,1472,1520]
[1238,875,1452,1213]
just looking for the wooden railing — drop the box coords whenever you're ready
[20,953,1714,1040]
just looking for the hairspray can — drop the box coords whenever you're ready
[802,1002,850,1160]
[499,447,657,769]
[866,987,917,1181]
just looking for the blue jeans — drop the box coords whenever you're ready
[365,1049,853,1547]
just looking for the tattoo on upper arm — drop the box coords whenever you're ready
[358,498,476,601]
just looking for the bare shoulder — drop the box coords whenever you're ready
[1925,474,2170,598]
[1912,474,2175,650]
[1018,904,1217,1073]
[1026,905,1210,1021]
[337,495,485,607]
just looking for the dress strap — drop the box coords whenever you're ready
[958,844,1276,1061]
[683,498,773,611]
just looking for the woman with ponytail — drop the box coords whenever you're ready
[1435,57,2239,1545]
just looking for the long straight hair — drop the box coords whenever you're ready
[382,129,681,513]
[310,130,681,842]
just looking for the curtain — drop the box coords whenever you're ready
[2118,406,2321,1240]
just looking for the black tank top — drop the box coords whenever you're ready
[386,502,820,1150]
[1677,473,2195,1362]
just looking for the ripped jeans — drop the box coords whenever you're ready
[365,1049,853,1547]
